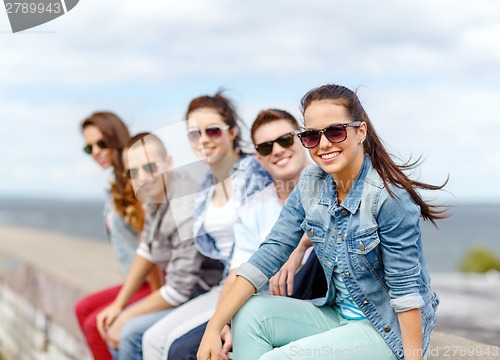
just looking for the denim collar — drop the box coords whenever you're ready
[202,153,250,188]
[318,154,371,215]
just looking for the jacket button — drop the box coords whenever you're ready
[307,229,314,237]
[344,272,350,278]
[384,326,391,332]
[341,209,348,216]
[340,234,345,241]
[358,242,365,251]
[363,300,369,305]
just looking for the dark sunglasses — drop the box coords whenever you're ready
[254,132,297,156]
[187,124,230,143]
[83,139,108,154]
[124,162,158,179]
[297,121,362,148]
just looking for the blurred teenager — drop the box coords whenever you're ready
[97,132,202,360]
[75,112,160,360]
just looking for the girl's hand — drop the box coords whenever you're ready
[269,246,304,296]
[219,325,232,360]
[197,327,223,360]
[105,313,128,350]
[96,303,122,339]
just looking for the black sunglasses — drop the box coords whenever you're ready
[124,162,158,179]
[83,139,108,154]
[187,124,230,143]
[254,132,297,156]
[297,121,362,148]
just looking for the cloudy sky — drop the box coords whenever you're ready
[1,0,499,203]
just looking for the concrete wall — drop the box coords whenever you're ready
[0,257,91,360]
[0,226,122,360]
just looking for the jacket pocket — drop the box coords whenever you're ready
[347,227,382,274]
[301,219,327,259]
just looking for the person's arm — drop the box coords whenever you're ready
[198,276,256,360]
[398,309,423,360]
[269,234,312,296]
[105,289,173,349]
[146,265,163,291]
[216,269,238,358]
[218,268,237,306]
[105,212,201,348]
[378,187,426,360]
[96,255,154,338]
[161,217,203,308]
[199,182,308,359]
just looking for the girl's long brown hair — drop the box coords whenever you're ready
[81,112,144,233]
[301,84,448,226]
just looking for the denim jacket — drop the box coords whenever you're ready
[104,192,139,275]
[193,155,273,285]
[238,155,439,360]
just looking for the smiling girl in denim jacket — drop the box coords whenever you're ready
[198,84,446,360]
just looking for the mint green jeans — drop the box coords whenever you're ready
[231,295,398,360]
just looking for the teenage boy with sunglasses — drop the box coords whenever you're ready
[95,132,209,360]
[158,109,327,360]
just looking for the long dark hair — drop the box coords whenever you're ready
[185,90,246,154]
[301,84,448,225]
[81,112,144,233]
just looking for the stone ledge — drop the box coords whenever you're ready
[0,258,92,359]
[429,332,499,360]
[0,226,123,360]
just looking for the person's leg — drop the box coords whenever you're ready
[259,316,398,360]
[75,282,152,360]
[142,287,221,360]
[114,309,172,360]
[75,284,123,360]
[167,322,207,360]
[291,250,327,300]
[231,295,339,360]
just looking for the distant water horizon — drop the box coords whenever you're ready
[1,198,499,273]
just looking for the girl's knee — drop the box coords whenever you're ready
[82,315,98,335]
[74,298,89,322]
[233,296,270,327]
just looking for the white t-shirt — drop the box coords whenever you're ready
[231,184,313,270]
[203,200,237,260]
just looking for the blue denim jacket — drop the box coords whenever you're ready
[238,155,439,360]
[104,193,139,275]
[193,155,273,284]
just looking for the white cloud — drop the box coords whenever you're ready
[2,0,499,85]
[0,0,499,202]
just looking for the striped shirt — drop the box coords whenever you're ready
[333,263,366,320]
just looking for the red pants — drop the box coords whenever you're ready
[75,283,151,360]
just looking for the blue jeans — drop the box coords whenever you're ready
[109,309,172,360]
[167,322,206,360]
